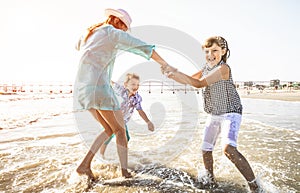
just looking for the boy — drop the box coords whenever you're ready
[100,73,155,158]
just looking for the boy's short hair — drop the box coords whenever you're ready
[125,73,140,83]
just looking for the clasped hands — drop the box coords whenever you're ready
[161,64,178,78]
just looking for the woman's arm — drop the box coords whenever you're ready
[151,50,169,68]
[150,49,229,88]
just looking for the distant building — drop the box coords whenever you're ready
[270,79,280,87]
[244,81,253,87]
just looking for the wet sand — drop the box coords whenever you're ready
[239,89,300,102]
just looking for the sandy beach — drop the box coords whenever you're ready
[239,89,300,102]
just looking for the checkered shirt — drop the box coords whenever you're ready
[201,61,242,115]
[114,83,143,123]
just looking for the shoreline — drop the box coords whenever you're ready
[239,89,300,102]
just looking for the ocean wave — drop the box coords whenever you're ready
[0,94,73,130]
[0,107,298,192]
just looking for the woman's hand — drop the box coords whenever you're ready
[161,64,178,77]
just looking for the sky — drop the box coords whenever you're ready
[0,0,299,84]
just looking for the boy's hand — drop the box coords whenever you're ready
[147,121,155,131]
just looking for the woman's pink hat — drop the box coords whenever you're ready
[105,8,132,29]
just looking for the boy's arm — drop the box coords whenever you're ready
[137,110,154,131]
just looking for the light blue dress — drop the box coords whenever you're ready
[73,25,154,111]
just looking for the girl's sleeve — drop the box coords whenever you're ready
[109,27,155,60]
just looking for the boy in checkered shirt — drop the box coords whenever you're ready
[99,73,155,158]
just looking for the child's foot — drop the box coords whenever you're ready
[76,166,96,181]
[249,186,262,193]
[121,168,133,178]
[197,172,218,189]
[248,180,260,193]
[197,178,218,189]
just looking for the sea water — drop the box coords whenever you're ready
[0,91,299,193]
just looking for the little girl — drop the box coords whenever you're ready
[99,73,154,158]
[162,36,259,192]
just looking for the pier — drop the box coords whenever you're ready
[1,80,298,95]
[0,83,73,94]
[0,81,201,95]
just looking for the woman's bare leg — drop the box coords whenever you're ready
[76,109,113,180]
[99,134,114,157]
[99,143,108,157]
[98,110,132,178]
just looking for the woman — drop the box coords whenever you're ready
[74,8,169,180]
